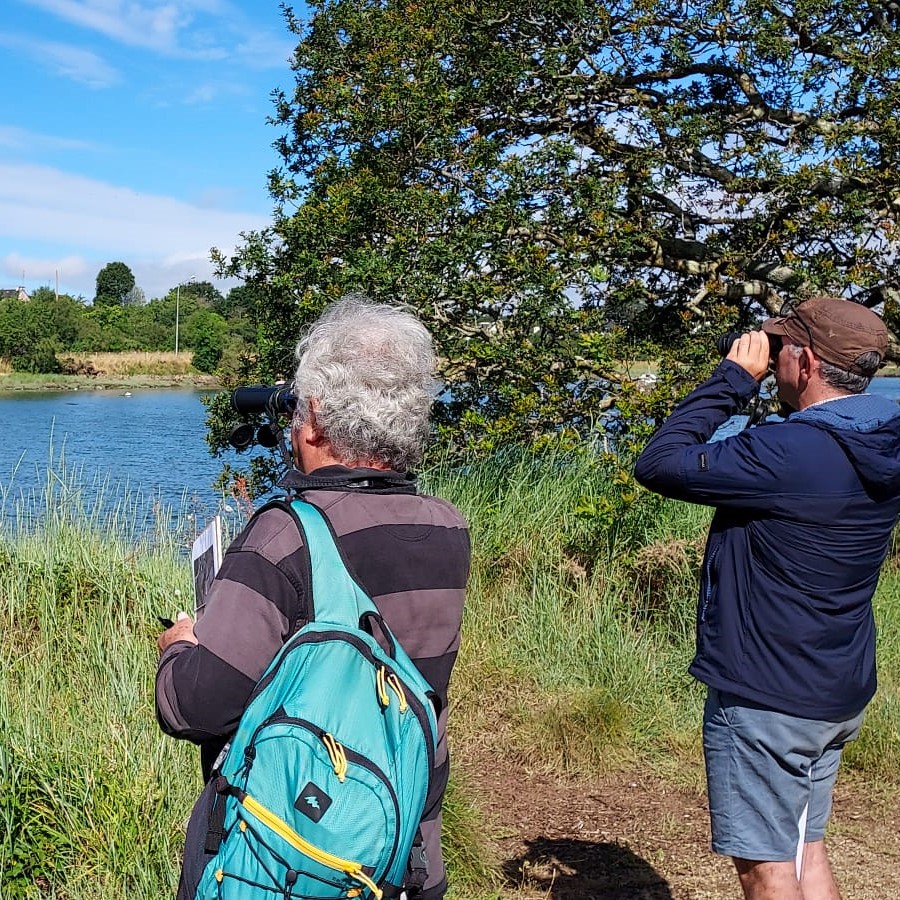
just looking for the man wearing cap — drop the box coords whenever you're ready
[634,297,900,900]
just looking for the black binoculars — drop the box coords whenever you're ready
[716,331,781,360]
[228,385,297,451]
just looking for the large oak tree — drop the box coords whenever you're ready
[214,0,900,460]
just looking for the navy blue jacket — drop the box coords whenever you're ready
[634,361,900,718]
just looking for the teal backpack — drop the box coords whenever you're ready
[195,500,439,900]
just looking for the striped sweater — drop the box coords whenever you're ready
[156,465,470,899]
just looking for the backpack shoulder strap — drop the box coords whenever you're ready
[288,498,378,627]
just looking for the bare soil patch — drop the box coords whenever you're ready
[463,755,900,899]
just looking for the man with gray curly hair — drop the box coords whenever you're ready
[157,294,471,900]
[291,293,436,473]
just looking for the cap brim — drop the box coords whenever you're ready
[761,316,792,335]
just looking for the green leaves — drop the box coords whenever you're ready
[94,262,136,307]
[212,0,900,490]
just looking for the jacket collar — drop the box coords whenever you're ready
[277,464,418,495]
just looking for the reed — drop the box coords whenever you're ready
[62,351,195,377]
[0,466,198,898]
[425,450,704,782]
[426,449,900,788]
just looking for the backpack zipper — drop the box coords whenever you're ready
[243,714,402,882]
[247,629,436,778]
[228,786,383,900]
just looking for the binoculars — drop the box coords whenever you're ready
[228,385,297,451]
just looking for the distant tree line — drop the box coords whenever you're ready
[0,262,260,375]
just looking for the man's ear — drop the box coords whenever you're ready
[798,346,816,384]
[305,400,326,444]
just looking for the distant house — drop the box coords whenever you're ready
[0,286,30,302]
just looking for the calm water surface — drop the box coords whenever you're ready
[712,376,900,441]
[0,387,259,537]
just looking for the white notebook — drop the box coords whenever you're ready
[191,514,223,619]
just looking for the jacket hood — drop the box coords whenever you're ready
[791,393,900,499]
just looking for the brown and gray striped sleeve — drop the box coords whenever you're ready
[155,504,310,741]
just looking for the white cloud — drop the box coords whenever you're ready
[233,29,296,70]
[0,32,119,86]
[1,251,88,290]
[19,0,292,65]
[0,125,99,153]
[42,38,120,86]
[21,0,188,53]
[181,79,253,105]
[0,162,269,298]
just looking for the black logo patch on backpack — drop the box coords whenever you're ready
[294,782,332,822]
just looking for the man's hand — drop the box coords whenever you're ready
[157,611,198,655]
[726,330,771,382]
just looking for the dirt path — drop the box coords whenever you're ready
[465,760,900,899]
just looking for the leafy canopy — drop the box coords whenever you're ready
[94,262,136,308]
[213,0,900,472]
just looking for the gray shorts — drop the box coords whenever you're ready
[702,687,864,862]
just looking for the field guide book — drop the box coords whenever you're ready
[191,514,223,618]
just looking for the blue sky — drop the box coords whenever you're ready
[0,0,305,301]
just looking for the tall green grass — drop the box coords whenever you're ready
[425,449,707,782]
[844,543,900,777]
[426,448,900,788]
[2,449,899,897]
[0,466,199,898]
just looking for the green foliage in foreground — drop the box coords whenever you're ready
[2,451,900,897]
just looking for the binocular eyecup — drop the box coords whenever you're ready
[716,332,744,357]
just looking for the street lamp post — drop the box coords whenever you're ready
[174,275,195,356]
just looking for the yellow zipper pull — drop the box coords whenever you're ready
[375,666,390,708]
[350,868,382,899]
[322,733,348,782]
[385,673,408,712]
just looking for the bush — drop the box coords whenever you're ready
[11,339,61,374]
[185,310,228,373]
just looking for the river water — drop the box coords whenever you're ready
[0,387,256,542]
[0,379,897,539]
[712,376,900,441]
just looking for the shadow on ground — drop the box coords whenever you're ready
[502,836,674,899]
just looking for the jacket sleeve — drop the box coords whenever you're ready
[634,361,794,509]
[155,507,307,742]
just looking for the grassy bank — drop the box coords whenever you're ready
[0,352,220,392]
[434,453,900,784]
[2,451,899,897]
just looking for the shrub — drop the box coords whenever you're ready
[11,339,62,374]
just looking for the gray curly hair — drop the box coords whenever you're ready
[292,293,438,472]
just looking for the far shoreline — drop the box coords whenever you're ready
[0,372,223,393]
